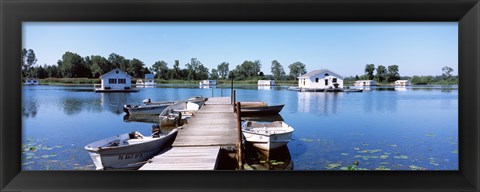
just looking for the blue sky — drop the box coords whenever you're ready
[23,22,458,77]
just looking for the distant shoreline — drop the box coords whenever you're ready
[23,78,459,86]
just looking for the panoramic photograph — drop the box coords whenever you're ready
[21,22,458,171]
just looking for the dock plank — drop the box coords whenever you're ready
[139,146,220,170]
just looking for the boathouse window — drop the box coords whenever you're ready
[324,73,329,77]
[315,78,319,83]
[325,79,328,85]
[333,78,337,83]
[108,78,117,84]
[118,79,126,84]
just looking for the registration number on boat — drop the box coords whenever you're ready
[118,153,144,160]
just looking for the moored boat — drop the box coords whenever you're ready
[84,128,178,170]
[239,102,284,115]
[123,103,171,115]
[242,121,294,151]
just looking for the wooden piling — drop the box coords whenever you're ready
[235,102,243,169]
[233,90,236,113]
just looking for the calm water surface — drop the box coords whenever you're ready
[22,85,458,170]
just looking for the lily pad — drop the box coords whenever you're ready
[325,163,342,169]
[41,155,50,158]
[379,155,389,159]
[340,153,349,156]
[375,166,391,170]
[409,165,426,170]
[259,160,266,163]
[24,152,36,156]
[353,148,360,151]
[425,134,435,137]
[394,155,409,159]
[389,144,398,147]
[451,150,458,154]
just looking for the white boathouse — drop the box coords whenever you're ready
[298,69,344,89]
[95,68,137,92]
[395,80,411,86]
[199,80,216,86]
[354,80,377,86]
[137,73,156,86]
[258,80,275,86]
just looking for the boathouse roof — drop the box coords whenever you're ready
[298,69,344,79]
[100,68,131,79]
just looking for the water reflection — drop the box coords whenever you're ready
[297,92,340,115]
[22,98,39,118]
[123,114,159,124]
[242,114,284,122]
[244,145,293,170]
[99,93,129,115]
[258,86,272,90]
[394,86,409,92]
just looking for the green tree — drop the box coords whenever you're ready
[217,62,229,79]
[232,60,262,80]
[89,55,112,78]
[375,65,387,82]
[58,52,88,78]
[22,49,38,78]
[271,60,286,80]
[197,64,210,80]
[364,64,375,80]
[442,66,453,80]
[128,58,145,78]
[152,60,169,80]
[288,62,307,79]
[210,69,219,79]
[172,60,181,79]
[108,53,129,72]
[387,65,400,82]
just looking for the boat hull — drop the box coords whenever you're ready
[242,121,294,151]
[240,104,284,115]
[85,129,178,170]
[124,104,169,115]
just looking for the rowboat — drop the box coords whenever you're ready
[158,101,201,127]
[242,121,294,151]
[123,103,171,115]
[84,128,178,170]
[239,102,284,115]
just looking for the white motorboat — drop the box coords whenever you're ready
[123,103,171,115]
[242,121,294,151]
[84,128,178,170]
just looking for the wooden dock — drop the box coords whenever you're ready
[140,97,238,170]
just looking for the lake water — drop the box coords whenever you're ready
[22,84,458,170]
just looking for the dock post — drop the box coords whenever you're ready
[235,102,243,169]
[233,90,236,113]
[212,89,214,97]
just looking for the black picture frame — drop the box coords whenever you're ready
[1,0,479,191]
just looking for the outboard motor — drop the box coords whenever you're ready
[123,105,131,114]
[142,98,151,104]
[151,124,162,138]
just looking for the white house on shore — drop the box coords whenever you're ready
[298,69,344,89]
[94,68,137,92]
[136,73,156,86]
[354,80,377,86]
[199,80,216,86]
[258,80,275,86]
[395,80,411,86]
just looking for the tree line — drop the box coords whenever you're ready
[22,49,308,81]
[344,64,457,84]
[22,48,456,84]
